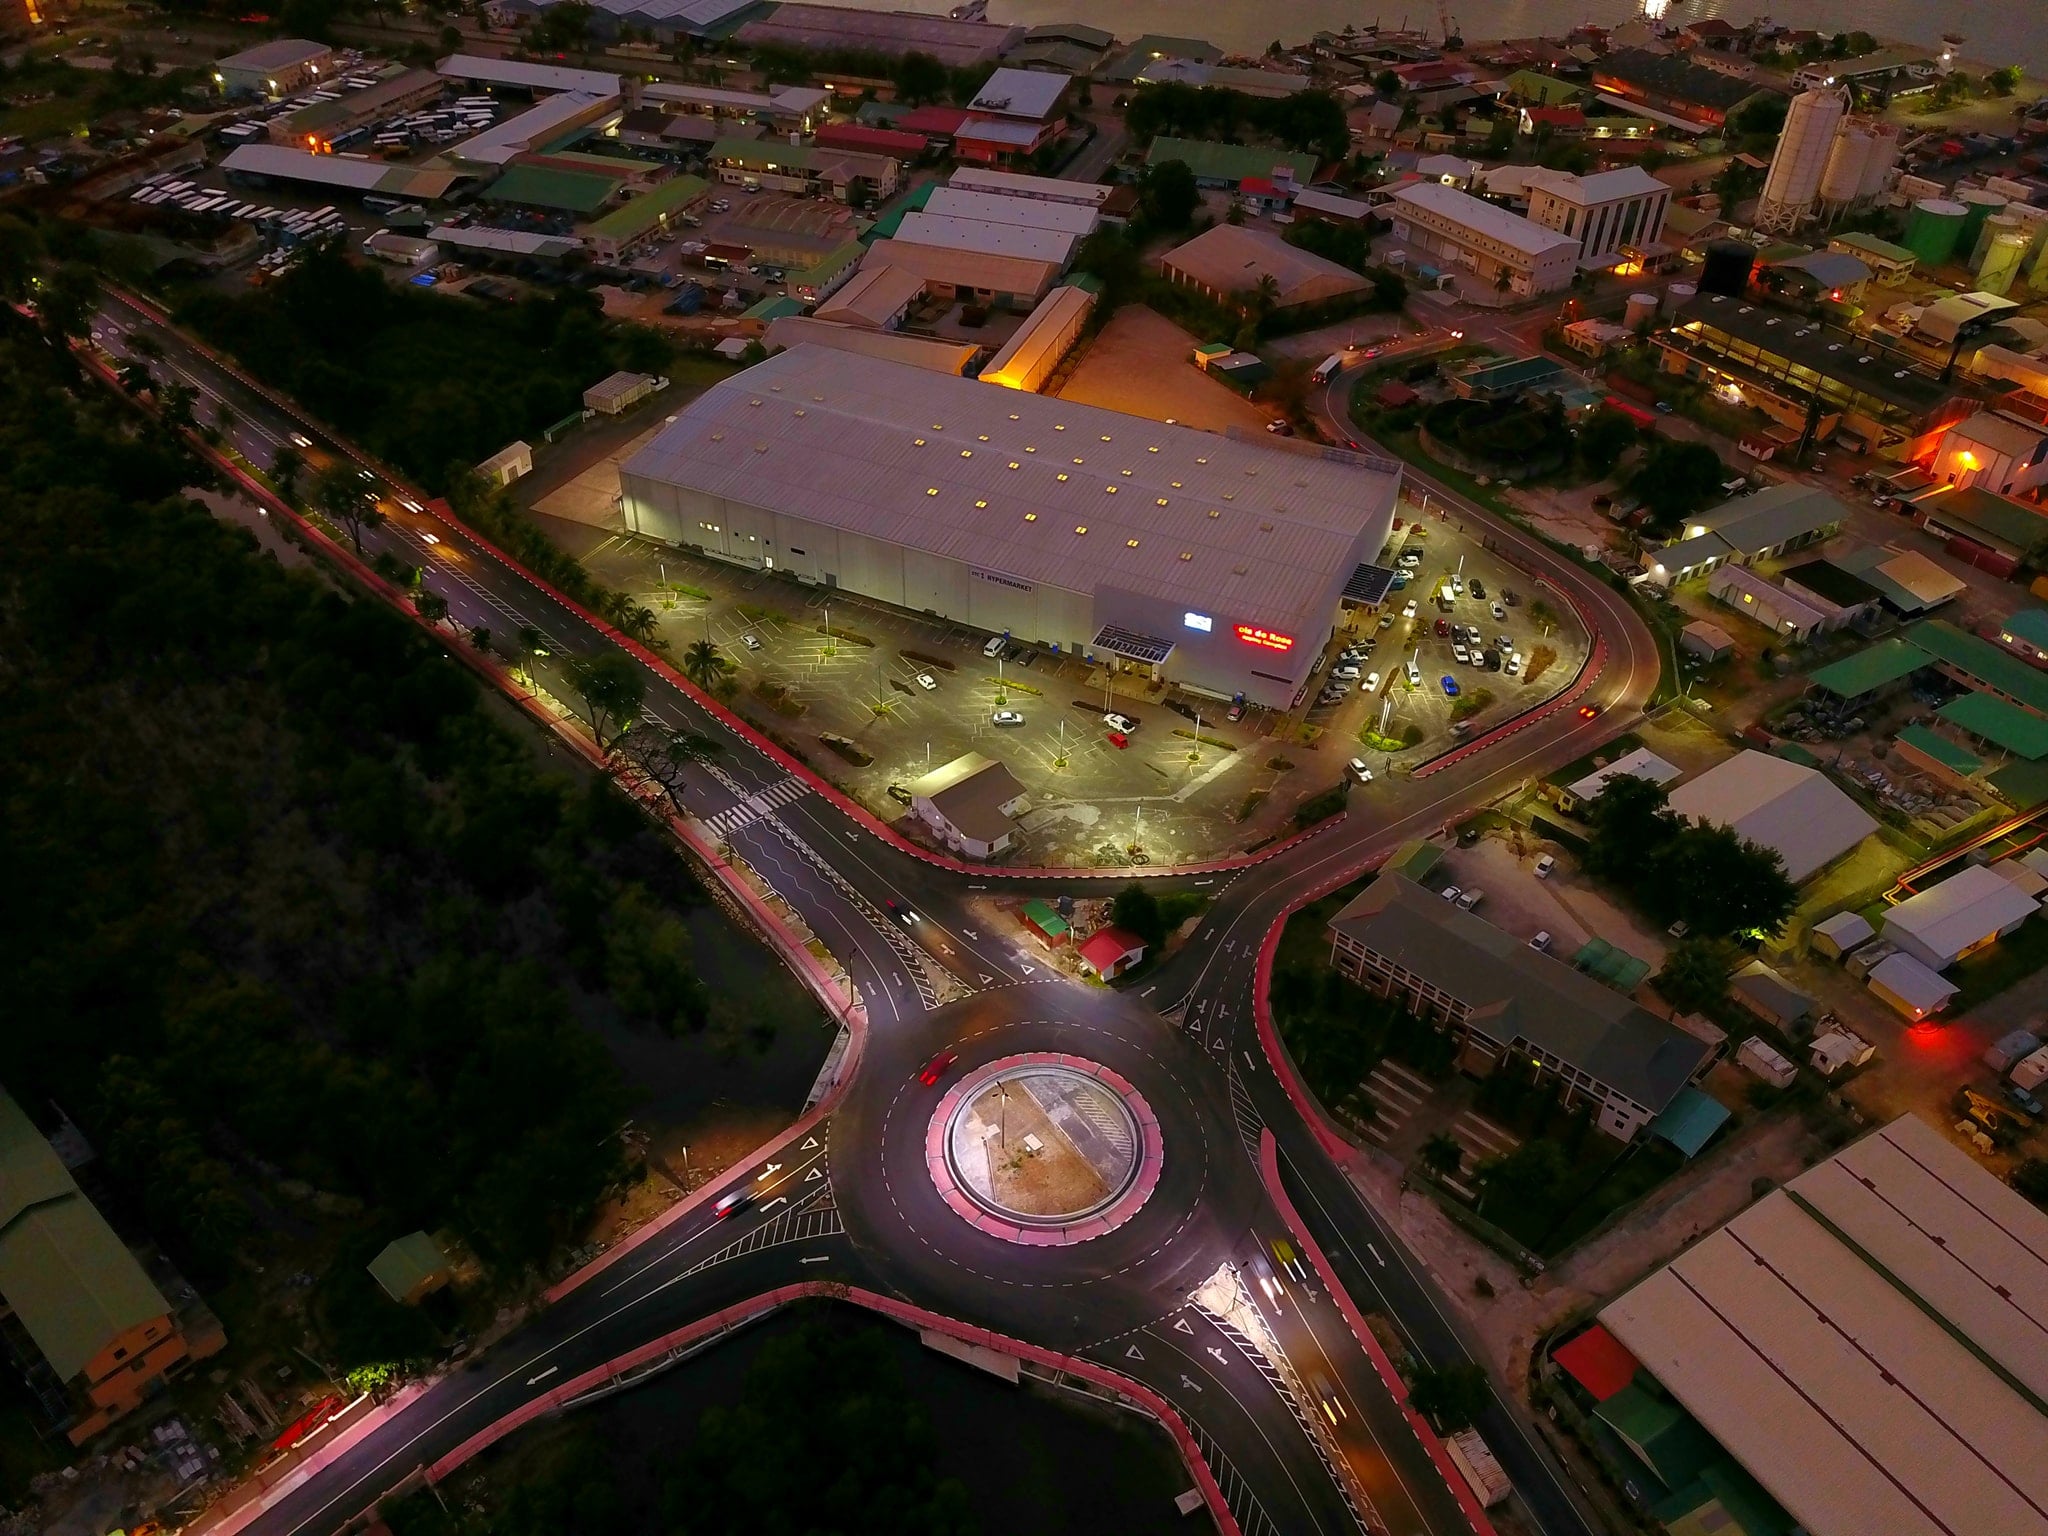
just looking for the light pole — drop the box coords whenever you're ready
[998,1084,1009,1149]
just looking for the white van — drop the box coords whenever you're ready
[1404,659,1421,687]
[982,634,1007,659]
[1312,353,1346,385]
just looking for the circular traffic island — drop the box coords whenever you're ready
[927,1055,1163,1246]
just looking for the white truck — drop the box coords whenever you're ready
[1312,352,1346,385]
[2011,1045,2048,1094]
[1446,1429,1512,1509]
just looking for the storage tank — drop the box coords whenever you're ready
[1821,127,1873,209]
[1904,198,1968,265]
[1957,187,2009,255]
[1757,87,1848,232]
[1625,291,1658,329]
[1978,229,2031,295]
[1859,122,1902,201]
[1972,211,2022,267]
[1668,281,1698,309]
[1700,239,1757,295]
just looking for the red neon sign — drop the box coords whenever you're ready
[1234,624,1296,653]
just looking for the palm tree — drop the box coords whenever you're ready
[510,624,547,687]
[617,603,659,643]
[681,637,726,692]
[1420,1133,1465,1179]
[1252,273,1281,319]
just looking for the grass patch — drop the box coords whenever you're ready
[1293,781,1349,830]
[737,603,786,626]
[816,622,876,648]
[1524,645,1558,686]
[1450,686,1496,721]
[985,674,1042,695]
[1172,727,1236,751]
[657,581,713,601]
[1947,914,2048,1013]
[1265,755,1296,772]
[752,679,807,717]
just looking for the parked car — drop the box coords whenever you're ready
[1104,712,1139,733]
[1534,853,1556,878]
[1363,671,1381,692]
[1530,931,1553,953]
[1402,600,1418,620]
[1434,618,1451,638]
[1441,674,1460,696]
[1333,664,1360,680]
[991,709,1025,726]
[1265,418,1293,435]
[740,632,761,650]
[914,672,937,690]
[886,783,913,805]
[1440,885,1462,903]
[1457,888,1483,910]
[1491,602,1507,620]
[1348,757,1374,783]
[1107,730,1129,749]
[2005,1082,2045,1119]
[1469,578,1485,599]
[1452,644,1470,664]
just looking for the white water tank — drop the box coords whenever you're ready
[1821,127,1873,208]
[1625,291,1658,329]
[1668,282,1697,308]
[1757,87,1848,232]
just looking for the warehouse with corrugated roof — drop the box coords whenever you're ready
[618,347,1402,706]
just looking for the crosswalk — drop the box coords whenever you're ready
[1359,1059,1431,1146]
[701,775,809,837]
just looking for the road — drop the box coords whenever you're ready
[92,294,1654,1536]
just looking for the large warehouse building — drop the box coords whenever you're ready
[619,347,1402,707]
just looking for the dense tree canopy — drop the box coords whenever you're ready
[1628,437,1733,533]
[1124,83,1351,165]
[0,315,722,1282]
[1583,776,1798,938]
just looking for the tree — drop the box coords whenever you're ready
[1250,273,1282,320]
[1420,1132,1464,1178]
[270,444,304,503]
[1988,65,2024,97]
[1583,774,1679,883]
[117,358,156,396]
[1138,157,1200,230]
[1654,936,1740,1012]
[568,651,645,754]
[1110,882,1166,950]
[1728,93,1789,138]
[508,623,546,687]
[313,462,382,554]
[891,50,948,105]
[681,637,727,692]
[1409,1363,1491,1433]
[1628,438,1728,533]
[414,590,449,625]
[0,215,40,306]
[33,262,98,360]
[1371,267,1408,311]
[438,24,463,53]
[1373,69,1401,98]
[1658,821,1798,937]
[1574,406,1639,476]
[1475,1137,1570,1220]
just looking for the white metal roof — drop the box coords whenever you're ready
[620,346,1401,632]
[430,223,582,256]
[1536,165,1668,205]
[217,38,330,73]
[1868,950,1959,1011]
[1600,1114,2048,1536]
[641,81,829,114]
[1883,864,2040,963]
[445,91,618,166]
[981,284,1095,388]
[895,211,1077,265]
[1665,750,1876,883]
[435,53,619,96]
[954,118,1047,147]
[813,262,925,327]
[1564,746,1681,804]
[763,316,978,375]
[923,185,1099,237]
[1291,188,1375,220]
[967,67,1070,121]
[223,142,388,190]
[1389,180,1580,258]
[947,166,1111,206]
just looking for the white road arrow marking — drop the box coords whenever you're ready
[757,1163,782,1181]
[1207,1347,1228,1365]
[1367,1243,1385,1267]
[963,928,979,939]
[1180,1375,1203,1392]
[1126,1344,1145,1360]
[1243,1051,1258,1071]
[760,1196,787,1212]
[800,1255,830,1264]
[526,1366,559,1386]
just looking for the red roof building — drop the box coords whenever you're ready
[1077,927,1148,980]
[815,122,929,159]
[1520,105,1586,132]
[1552,1323,1640,1402]
[895,105,972,138]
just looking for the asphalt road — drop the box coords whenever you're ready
[92,294,1653,1536]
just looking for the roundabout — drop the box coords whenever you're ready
[926,1054,1163,1245]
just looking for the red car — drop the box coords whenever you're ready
[1107,730,1129,749]
[918,1050,958,1085]
[1579,703,1601,719]
[1433,618,1451,638]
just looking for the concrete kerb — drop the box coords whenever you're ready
[188,1384,429,1536]
[1256,1132,1499,1536]
[104,285,1342,885]
[419,1282,1242,1536]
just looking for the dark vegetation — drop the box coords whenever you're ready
[177,247,675,495]
[0,315,727,1291]
[1421,395,1568,470]
[1122,82,1353,165]
[1626,437,1737,535]
[1582,774,1798,938]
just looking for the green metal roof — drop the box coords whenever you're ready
[1897,723,1983,774]
[583,175,708,241]
[713,135,818,172]
[1906,619,2048,717]
[1830,231,1918,266]
[1503,68,1585,105]
[1596,1384,1721,1489]
[0,1089,168,1382]
[1988,757,2048,808]
[1020,898,1069,937]
[742,294,804,321]
[1145,136,1320,186]
[367,1230,449,1303]
[1920,486,2048,556]
[1936,692,2048,758]
[484,163,623,214]
[1804,637,1928,700]
[1997,608,2048,650]
[790,239,865,290]
[1572,936,1651,993]
[863,180,937,243]
[1647,1085,1730,1158]
[1384,840,1444,883]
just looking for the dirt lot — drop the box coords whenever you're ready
[1056,305,1275,434]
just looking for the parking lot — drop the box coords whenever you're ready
[1303,498,1592,772]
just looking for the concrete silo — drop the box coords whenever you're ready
[1756,87,1848,234]
[1858,122,1901,202]
[1820,127,1873,215]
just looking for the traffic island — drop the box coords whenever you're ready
[925,1055,1162,1245]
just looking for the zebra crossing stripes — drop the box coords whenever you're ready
[701,776,809,837]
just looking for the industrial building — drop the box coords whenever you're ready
[583,174,709,263]
[762,316,980,376]
[445,91,623,169]
[434,53,620,97]
[1927,409,2048,499]
[267,67,445,152]
[1641,483,1850,587]
[923,185,1099,239]
[481,0,754,41]
[1664,750,1876,883]
[947,166,1115,209]
[1881,863,2040,969]
[861,237,1059,306]
[618,347,1403,708]
[979,283,1096,391]
[0,1088,220,1445]
[1589,49,1778,131]
[1325,874,1714,1142]
[223,143,471,203]
[1159,224,1370,311]
[1383,182,1579,297]
[641,80,831,130]
[1598,1113,2048,1536]
[707,136,899,202]
[735,2,1021,66]
[814,263,924,329]
[213,38,335,98]
[1522,166,1671,270]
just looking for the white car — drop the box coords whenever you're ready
[287,431,313,449]
[1440,885,1462,903]
[1363,671,1381,692]
[1534,853,1556,879]
[1104,712,1138,733]
[1348,757,1374,783]
[1457,888,1483,910]
[1333,664,1360,680]
[1506,652,1522,676]
[1530,931,1553,953]
[1401,600,1418,620]
[1491,602,1507,620]
[1399,552,1423,567]
[991,709,1025,726]
[741,632,761,651]
[914,672,937,690]
[1452,644,1470,664]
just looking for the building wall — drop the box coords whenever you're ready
[617,473,1384,710]
[1526,182,1670,267]
[1327,928,1656,1141]
[220,47,335,98]
[1930,424,2048,499]
[67,1313,188,1445]
[1384,201,1577,295]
